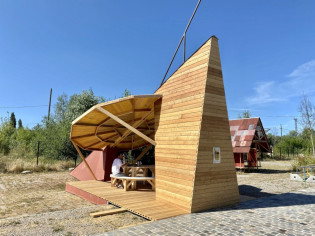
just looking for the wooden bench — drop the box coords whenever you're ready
[110,174,155,191]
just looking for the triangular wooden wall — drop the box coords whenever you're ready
[190,36,239,212]
[154,36,239,212]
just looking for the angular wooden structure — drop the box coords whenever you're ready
[154,36,239,212]
[67,36,239,219]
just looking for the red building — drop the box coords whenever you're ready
[229,118,271,169]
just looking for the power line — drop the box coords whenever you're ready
[252,115,299,118]
[0,105,48,109]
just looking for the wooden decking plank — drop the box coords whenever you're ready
[66,180,187,220]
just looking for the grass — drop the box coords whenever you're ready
[0,155,79,173]
[9,221,21,226]
[53,225,64,232]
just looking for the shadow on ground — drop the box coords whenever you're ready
[239,169,291,174]
[238,185,275,198]
[213,189,315,212]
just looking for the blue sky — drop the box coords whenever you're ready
[0,0,315,135]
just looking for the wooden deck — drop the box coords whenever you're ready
[66,180,188,221]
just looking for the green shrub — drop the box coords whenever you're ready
[292,155,315,170]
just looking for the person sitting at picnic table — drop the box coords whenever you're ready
[111,152,129,188]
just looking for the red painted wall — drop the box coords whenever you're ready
[70,147,117,181]
[234,153,244,168]
[247,149,257,167]
[103,147,117,181]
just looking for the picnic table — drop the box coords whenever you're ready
[122,165,155,190]
[124,165,155,177]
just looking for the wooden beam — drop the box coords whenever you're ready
[133,145,152,164]
[101,133,119,142]
[98,117,142,129]
[72,131,116,140]
[113,128,123,137]
[145,120,152,130]
[90,208,127,218]
[83,140,101,148]
[101,126,152,131]
[96,108,133,118]
[134,108,152,112]
[96,107,156,146]
[97,117,111,126]
[72,141,97,180]
[74,123,98,127]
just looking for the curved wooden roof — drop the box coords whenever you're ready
[70,95,162,151]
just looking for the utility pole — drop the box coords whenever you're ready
[294,118,298,132]
[48,88,52,121]
[280,124,282,159]
[36,141,40,166]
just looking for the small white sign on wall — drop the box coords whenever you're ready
[213,147,221,164]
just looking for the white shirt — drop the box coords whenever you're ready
[111,158,123,175]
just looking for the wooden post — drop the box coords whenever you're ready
[239,154,241,169]
[36,141,40,166]
[48,88,52,121]
[74,155,77,167]
[72,141,97,180]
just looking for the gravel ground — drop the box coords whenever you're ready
[237,160,313,198]
[0,160,313,235]
[0,205,146,236]
[0,171,146,236]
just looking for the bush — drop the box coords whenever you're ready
[0,155,77,173]
[292,155,315,171]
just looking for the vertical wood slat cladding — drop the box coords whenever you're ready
[191,37,239,212]
[154,40,211,211]
[155,36,239,212]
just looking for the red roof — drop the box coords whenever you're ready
[229,118,270,153]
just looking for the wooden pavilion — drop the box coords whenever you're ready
[66,36,240,220]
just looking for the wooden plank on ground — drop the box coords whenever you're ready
[90,208,127,218]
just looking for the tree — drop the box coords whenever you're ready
[0,117,15,154]
[39,89,106,159]
[18,119,23,129]
[238,110,251,119]
[298,95,315,157]
[121,89,131,98]
[10,112,16,129]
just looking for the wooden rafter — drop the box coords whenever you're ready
[145,120,151,130]
[95,108,133,118]
[72,130,116,140]
[74,123,98,127]
[72,141,97,180]
[133,145,152,164]
[113,128,123,137]
[98,117,142,129]
[134,108,152,112]
[93,133,118,147]
[120,131,155,143]
[96,107,156,147]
